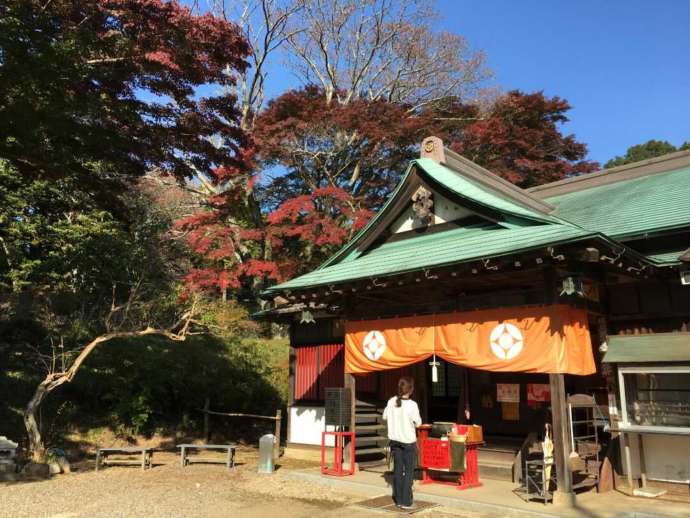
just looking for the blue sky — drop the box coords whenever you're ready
[435,0,690,163]
[190,0,690,165]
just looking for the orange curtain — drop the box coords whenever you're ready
[345,305,595,376]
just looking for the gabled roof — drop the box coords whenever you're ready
[320,156,563,269]
[265,141,689,294]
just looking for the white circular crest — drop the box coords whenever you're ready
[489,322,524,360]
[362,330,386,361]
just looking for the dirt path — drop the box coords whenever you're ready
[0,451,482,518]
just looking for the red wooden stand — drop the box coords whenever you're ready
[457,442,482,490]
[417,424,482,490]
[321,431,355,476]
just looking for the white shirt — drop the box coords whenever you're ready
[382,397,422,444]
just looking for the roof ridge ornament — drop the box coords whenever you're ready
[421,136,446,164]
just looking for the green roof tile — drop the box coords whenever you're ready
[270,223,593,291]
[545,166,690,239]
[603,333,690,363]
[645,250,685,265]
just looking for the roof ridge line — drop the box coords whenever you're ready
[529,149,690,198]
[441,147,556,214]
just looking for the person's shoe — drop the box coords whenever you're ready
[398,503,416,510]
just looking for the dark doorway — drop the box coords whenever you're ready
[426,359,468,422]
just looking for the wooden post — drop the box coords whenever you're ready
[549,373,575,506]
[344,373,356,467]
[287,342,296,450]
[621,431,634,491]
[638,433,647,488]
[274,409,282,461]
[204,397,211,442]
[415,361,428,423]
[203,397,210,442]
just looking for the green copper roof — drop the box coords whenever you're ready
[266,156,688,294]
[545,166,690,239]
[271,223,594,291]
[645,250,685,265]
[415,158,559,224]
[603,333,690,363]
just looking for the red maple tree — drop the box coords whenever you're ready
[440,91,599,187]
[182,88,597,297]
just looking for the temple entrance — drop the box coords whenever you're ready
[426,359,466,423]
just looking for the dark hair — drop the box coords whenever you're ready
[396,377,414,407]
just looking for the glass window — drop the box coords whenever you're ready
[622,371,690,428]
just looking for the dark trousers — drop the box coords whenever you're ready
[390,440,416,506]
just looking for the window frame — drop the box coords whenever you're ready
[617,364,690,434]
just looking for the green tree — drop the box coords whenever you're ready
[604,140,682,168]
[0,160,199,458]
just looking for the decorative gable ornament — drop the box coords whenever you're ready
[411,186,433,225]
[299,310,315,324]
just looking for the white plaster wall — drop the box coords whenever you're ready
[289,406,336,446]
[642,434,690,482]
[624,433,690,483]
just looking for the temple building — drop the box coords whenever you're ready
[260,137,690,500]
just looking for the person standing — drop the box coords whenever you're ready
[382,376,422,510]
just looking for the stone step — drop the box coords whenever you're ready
[355,413,382,424]
[478,459,514,481]
[355,446,386,457]
[355,424,386,435]
[355,436,387,447]
[357,458,388,469]
[477,449,517,482]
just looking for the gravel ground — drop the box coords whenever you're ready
[0,449,484,518]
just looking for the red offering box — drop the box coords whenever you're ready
[420,438,451,470]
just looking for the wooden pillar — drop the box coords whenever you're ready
[344,373,356,430]
[286,331,296,446]
[415,361,428,423]
[344,372,356,466]
[550,373,575,505]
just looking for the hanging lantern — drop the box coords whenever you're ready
[429,354,440,383]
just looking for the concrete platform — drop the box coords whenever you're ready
[286,467,690,518]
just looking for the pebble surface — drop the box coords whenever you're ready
[0,449,483,518]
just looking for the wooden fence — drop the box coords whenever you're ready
[199,398,282,459]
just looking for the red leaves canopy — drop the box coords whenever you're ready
[183,88,597,296]
[1,0,251,189]
[443,91,598,187]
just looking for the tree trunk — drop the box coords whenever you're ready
[24,379,51,461]
[21,321,194,460]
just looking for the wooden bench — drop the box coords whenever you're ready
[95,447,154,471]
[177,444,236,469]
